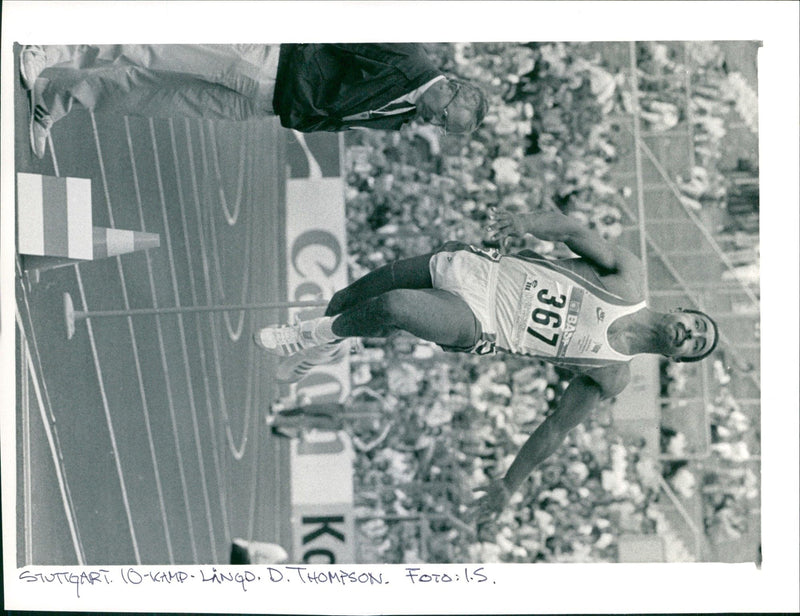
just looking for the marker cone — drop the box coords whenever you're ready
[93,227,160,259]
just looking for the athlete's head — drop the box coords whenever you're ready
[662,308,718,363]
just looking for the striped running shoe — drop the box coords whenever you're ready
[253,316,330,356]
[29,81,53,159]
[276,340,349,383]
[29,109,53,160]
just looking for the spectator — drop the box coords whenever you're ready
[20,43,489,158]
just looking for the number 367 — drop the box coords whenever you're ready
[527,289,566,346]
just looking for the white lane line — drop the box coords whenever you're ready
[274,442,282,545]
[148,118,218,562]
[121,116,199,564]
[16,311,86,565]
[47,136,59,176]
[183,123,251,461]
[16,163,86,564]
[168,119,232,546]
[246,385,262,542]
[253,120,283,545]
[86,114,188,564]
[267,121,284,545]
[21,334,33,565]
[197,126,252,342]
[206,121,246,226]
[73,270,142,564]
[88,114,175,563]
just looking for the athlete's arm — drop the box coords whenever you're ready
[490,207,634,273]
[473,366,629,522]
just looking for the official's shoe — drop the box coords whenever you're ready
[20,45,46,90]
[230,538,288,565]
[276,340,349,383]
[253,316,331,357]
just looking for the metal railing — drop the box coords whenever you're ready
[623,41,761,560]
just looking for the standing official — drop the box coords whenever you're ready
[20,43,488,158]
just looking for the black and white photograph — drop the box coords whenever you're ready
[2,2,797,614]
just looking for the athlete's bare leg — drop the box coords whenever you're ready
[255,253,479,355]
[325,254,435,316]
[330,288,480,349]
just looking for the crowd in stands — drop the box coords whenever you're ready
[349,337,665,563]
[335,41,760,563]
[659,353,759,546]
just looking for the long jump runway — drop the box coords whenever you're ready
[13,59,294,565]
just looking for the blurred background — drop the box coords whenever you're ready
[337,40,760,564]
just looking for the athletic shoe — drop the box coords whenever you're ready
[29,108,52,159]
[29,83,52,159]
[275,340,349,383]
[265,410,302,439]
[20,45,46,90]
[253,316,332,356]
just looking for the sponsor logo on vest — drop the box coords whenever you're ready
[596,307,605,322]
[524,278,538,292]
[560,313,579,350]
[557,287,584,357]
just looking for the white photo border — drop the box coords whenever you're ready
[2,1,797,613]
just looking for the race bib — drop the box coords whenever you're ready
[511,273,585,357]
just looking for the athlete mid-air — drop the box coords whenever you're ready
[254,207,718,521]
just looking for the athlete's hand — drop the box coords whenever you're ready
[488,207,528,243]
[470,480,511,525]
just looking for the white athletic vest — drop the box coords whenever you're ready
[493,253,646,368]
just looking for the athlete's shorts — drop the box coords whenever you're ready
[429,242,499,355]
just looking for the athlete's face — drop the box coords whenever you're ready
[662,311,716,360]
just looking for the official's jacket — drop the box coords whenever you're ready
[273,43,443,132]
